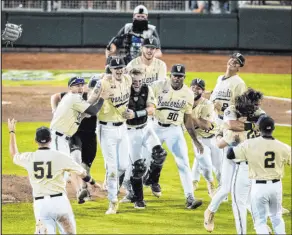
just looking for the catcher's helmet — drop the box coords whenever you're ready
[191,78,205,90]
[231,52,245,67]
[142,36,159,48]
[171,64,186,76]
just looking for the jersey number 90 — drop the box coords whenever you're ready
[34,161,53,179]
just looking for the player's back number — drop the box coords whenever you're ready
[264,151,275,168]
[34,161,53,179]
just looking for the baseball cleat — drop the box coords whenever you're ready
[77,188,89,204]
[204,209,215,232]
[105,201,119,215]
[134,200,146,209]
[186,194,203,209]
[193,180,199,191]
[207,182,215,198]
[120,193,134,203]
[282,207,290,215]
[151,183,162,197]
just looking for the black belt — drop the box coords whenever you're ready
[55,131,69,140]
[256,179,280,184]
[158,122,171,127]
[99,121,123,126]
[236,161,248,165]
[34,193,63,201]
[203,134,215,139]
[127,124,147,130]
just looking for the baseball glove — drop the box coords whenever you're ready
[2,22,23,45]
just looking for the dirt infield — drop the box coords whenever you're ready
[2,52,291,203]
[3,53,291,74]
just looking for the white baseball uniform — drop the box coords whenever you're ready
[207,74,247,212]
[233,137,291,234]
[13,148,86,234]
[191,98,222,185]
[223,106,267,234]
[50,92,91,162]
[126,56,167,85]
[96,74,131,203]
[151,79,196,198]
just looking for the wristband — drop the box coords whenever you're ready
[89,178,96,185]
[244,122,253,131]
[135,109,147,118]
[9,131,15,134]
[82,175,91,182]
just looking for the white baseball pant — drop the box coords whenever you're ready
[125,123,161,181]
[192,136,222,184]
[98,122,130,202]
[34,194,76,234]
[153,122,195,198]
[250,179,285,234]
[50,130,70,155]
[231,162,252,234]
[208,146,236,212]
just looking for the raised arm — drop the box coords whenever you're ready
[8,118,19,160]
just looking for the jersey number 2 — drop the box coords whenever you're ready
[264,152,275,168]
[34,161,53,179]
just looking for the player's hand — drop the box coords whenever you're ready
[195,142,204,154]
[238,116,247,123]
[8,118,17,132]
[214,101,221,113]
[122,109,135,119]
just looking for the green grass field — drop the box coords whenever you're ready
[2,70,291,234]
[2,70,291,98]
[2,123,291,234]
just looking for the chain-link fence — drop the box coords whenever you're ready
[2,0,45,11]
[126,1,189,12]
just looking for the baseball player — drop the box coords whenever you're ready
[190,78,222,197]
[8,119,99,234]
[95,57,132,214]
[50,76,109,199]
[151,64,203,209]
[120,68,166,208]
[126,37,167,85]
[50,76,101,204]
[105,5,162,67]
[227,116,291,234]
[209,89,265,234]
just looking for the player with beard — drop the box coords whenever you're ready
[126,37,167,86]
[150,64,203,209]
[105,4,162,68]
[190,78,222,196]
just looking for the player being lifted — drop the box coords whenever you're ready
[227,116,291,235]
[150,64,203,209]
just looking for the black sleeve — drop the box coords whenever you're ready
[60,92,67,99]
[227,147,236,160]
[84,98,104,116]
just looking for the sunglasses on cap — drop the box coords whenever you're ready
[69,78,85,87]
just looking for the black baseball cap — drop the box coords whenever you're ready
[191,78,205,90]
[231,52,245,67]
[109,57,126,69]
[171,64,186,76]
[35,127,51,144]
[142,37,159,48]
[257,115,275,132]
[68,76,85,87]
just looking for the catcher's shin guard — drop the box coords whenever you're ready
[146,145,167,184]
[131,159,147,201]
